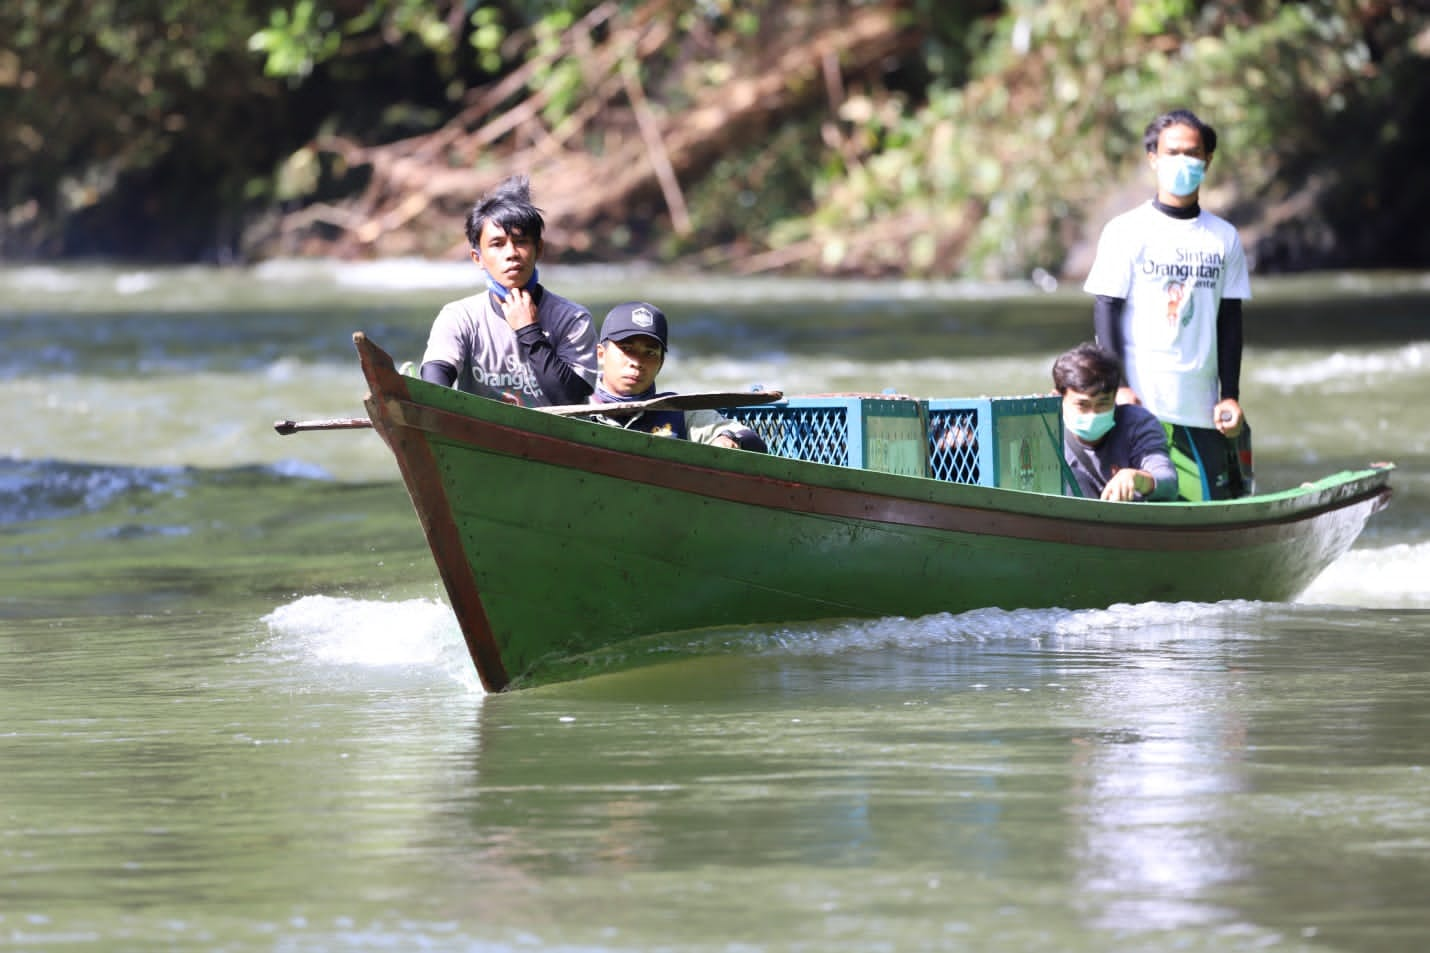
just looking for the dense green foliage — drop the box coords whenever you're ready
[2,0,1426,274]
[2,1,273,256]
[0,0,478,258]
[794,0,1430,276]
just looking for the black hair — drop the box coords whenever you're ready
[1143,109,1217,155]
[1052,342,1123,396]
[465,175,545,248]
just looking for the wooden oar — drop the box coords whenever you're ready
[274,417,372,435]
[274,391,784,434]
[542,390,784,417]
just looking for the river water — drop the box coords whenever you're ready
[2,262,1428,952]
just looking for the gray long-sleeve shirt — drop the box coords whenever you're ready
[420,287,596,406]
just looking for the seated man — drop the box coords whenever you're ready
[1053,342,1176,502]
[591,301,767,451]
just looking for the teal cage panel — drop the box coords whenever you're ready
[927,395,1063,491]
[726,397,930,477]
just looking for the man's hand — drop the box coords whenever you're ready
[501,287,539,331]
[1214,397,1244,437]
[1101,467,1149,502]
[1115,385,1141,406]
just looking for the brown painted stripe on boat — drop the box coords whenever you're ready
[355,338,511,691]
[388,399,1389,554]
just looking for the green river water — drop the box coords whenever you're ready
[2,263,1428,952]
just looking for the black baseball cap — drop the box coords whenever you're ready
[599,301,668,350]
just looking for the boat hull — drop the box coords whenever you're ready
[354,334,1392,691]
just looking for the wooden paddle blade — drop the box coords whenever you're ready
[542,390,784,418]
[274,417,374,435]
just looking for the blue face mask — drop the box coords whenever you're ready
[485,266,540,300]
[1069,409,1116,442]
[1157,155,1206,197]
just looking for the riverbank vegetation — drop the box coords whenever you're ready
[3,0,1427,277]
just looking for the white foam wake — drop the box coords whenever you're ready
[261,594,481,692]
[1297,542,1430,608]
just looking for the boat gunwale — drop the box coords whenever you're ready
[377,392,1391,552]
[353,332,1393,526]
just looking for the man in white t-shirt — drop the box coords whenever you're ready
[1083,109,1252,500]
[420,175,597,407]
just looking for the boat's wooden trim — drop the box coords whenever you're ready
[355,334,511,691]
[381,395,1389,554]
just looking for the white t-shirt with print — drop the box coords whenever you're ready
[1083,202,1251,428]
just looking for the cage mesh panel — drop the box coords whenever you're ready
[928,408,981,483]
[726,397,1058,489]
[729,407,850,467]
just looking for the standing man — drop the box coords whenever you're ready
[420,175,597,406]
[1082,109,1252,500]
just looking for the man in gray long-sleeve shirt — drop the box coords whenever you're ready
[1054,343,1177,502]
[420,175,596,406]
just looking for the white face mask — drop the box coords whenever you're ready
[1157,154,1206,197]
[1069,409,1116,442]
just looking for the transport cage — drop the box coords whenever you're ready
[726,396,931,478]
[927,396,1064,492]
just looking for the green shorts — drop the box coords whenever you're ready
[1164,423,1254,501]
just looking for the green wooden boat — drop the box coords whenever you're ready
[343,332,1393,692]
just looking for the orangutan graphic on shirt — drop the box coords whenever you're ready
[1164,278,1193,333]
